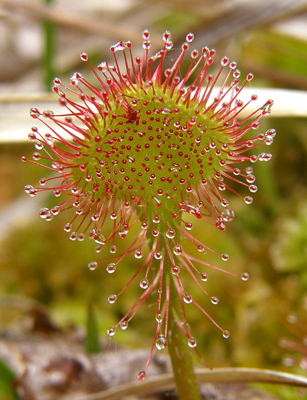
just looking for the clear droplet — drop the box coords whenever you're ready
[173,245,182,255]
[94,234,106,245]
[223,330,230,338]
[135,250,143,259]
[221,199,228,207]
[244,196,253,205]
[45,214,53,222]
[197,245,205,253]
[184,294,192,304]
[200,273,208,282]
[39,208,50,219]
[185,221,193,231]
[140,278,149,289]
[222,209,235,222]
[110,245,117,254]
[186,33,194,43]
[156,335,167,350]
[80,52,88,61]
[108,294,117,304]
[120,321,128,330]
[246,174,256,183]
[51,206,60,215]
[141,221,148,230]
[156,313,163,323]
[241,272,249,281]
[249,185,258,193]
[188,337,197,348]
[211,296,219,305]
[154,251,162,260]
[69,232,77,241]
[152,229,159,237]
[221,253,229,261]
[88,261,97,271]
[107,327,115,337]
[118,226,128,239]
[91,214,99,222]
[64,223,71,232]
[78,233,85,241]
[153,215,160,224]
[138,371,146,380]
[106,263,116,273]
[171,266,180,275]
[166,229,175,239]
[24,185,33,194]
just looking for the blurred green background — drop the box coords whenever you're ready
[1,0,307,398]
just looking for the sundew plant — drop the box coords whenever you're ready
[23,30,274,400]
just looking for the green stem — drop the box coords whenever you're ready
[43,0,55,91]
[167,273,202,400]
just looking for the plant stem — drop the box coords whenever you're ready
[167,274,202,400]
[43,0,55,90]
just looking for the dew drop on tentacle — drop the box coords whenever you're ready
[38,178,46,186]
[135,250,143,259]
[141,222,148,230]
[107,327,115,337]
[94,234,106,245]
[140,278,149,289]
[108,294,117,304]
[211,296,219,305]
[249,185,258,193]
[200,273,208,282]
[184,294,192,304]
[30,107,41,118]
[221,253,229,261]
[106,263,116,273]
[244,196,253,205]
[221,199,228,207]
[143,29,150,40]
[120,320,128,330]
[173,245,182,256]
[80,52,88,61]
[241,272,249,281]
[185,221,193,231]
[39,208,50,219]
[186,33,194,43]
[70,232,77,241]
[188,337,197,348]
[223,330,230,338]
[51,206,60,216]
[166,229,176,239]
[156,313,163,323]
[171,265,180,275]
[138,371,146,381]
[110,245,117,254]
[156,335,167,350]
[64,223,72,232]
[24,185,32,194]
[246,174,256,183]
[88,261,97,271]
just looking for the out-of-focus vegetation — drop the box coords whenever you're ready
[0,1,307,398]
